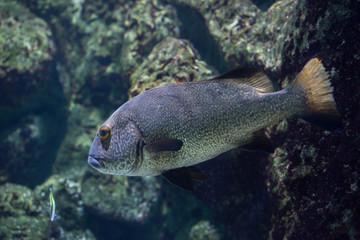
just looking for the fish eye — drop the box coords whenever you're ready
[98,125,110,140]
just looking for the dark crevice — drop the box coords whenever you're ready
[174,4,229,74]
[84,205,160,240]
[252,0,277,11]
[0,60,67,189]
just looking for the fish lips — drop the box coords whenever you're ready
[88,156,104,170]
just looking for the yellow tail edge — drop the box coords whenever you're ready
[292,55,341,130]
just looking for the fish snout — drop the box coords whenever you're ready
[88,156,104,169]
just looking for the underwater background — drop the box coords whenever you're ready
[0,0,359,239]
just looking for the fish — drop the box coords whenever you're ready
[49,188,56,221]
[88,55,340,190]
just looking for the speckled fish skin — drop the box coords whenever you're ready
[88,56,338,177]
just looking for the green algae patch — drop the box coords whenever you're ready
[81,170,161,223]
[0,183,49,239]
[130,37,215,97]
[189,220,221,240]
[0,1,55,73]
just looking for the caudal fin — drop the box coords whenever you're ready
[292,55,341,130]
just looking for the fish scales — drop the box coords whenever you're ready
[124,81,303,174]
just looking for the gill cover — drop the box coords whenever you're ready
[88,119,143,175]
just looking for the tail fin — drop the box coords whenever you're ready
[292,55,341,130]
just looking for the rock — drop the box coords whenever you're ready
[0,183,49,239]
[0,114,65,188]
[0,1,55,73]
[265,1,360,239]
[189,220,220,240]
[34,175,85,230]
[168,0,297,72]
[0,0,358,239]
[81,170,161,223]
[0,180,96,239]
[0,0,58,126]
[0,1,66,187]
[53,104,103,177]
[120,0,181,76]
[130,37,215,97]
[22,0,180,106]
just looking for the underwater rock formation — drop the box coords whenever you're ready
[81,170,160,223]
[189,220,220,240]
[0,0,66,187]
[130,37,215,97]
[0,175,98,239]
[169,0,359,239]
[0,1,57,124]
[53,104,103,176]
[120,0,181,77]
[0,115,62,188]
[169,0,297,72]
[0,183,49,239]
[0,0,359,239]
[0,0,56,122]
[265,1,360,239]
[34,175,86,230]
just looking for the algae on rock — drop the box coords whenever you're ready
[130,37,216,97]
[0,0,58,126]
[189,220,220,240]
[0,183,49,239]
[0,0,359,239]
[168,0,297,72]
[81,170,161,223]
[0,1,55,73]
[120,0,181,76]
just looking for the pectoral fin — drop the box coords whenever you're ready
[162,166,209,191]
[144,139,183,153]
[240,130,274,153]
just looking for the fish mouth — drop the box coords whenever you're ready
[88,156,105,169]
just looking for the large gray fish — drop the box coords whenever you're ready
[88,56,340,190]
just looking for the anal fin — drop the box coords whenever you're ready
[239,130,274,153]
[162,166,209,191]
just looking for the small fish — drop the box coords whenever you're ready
[88,55,340,190]
[49,188,56,221]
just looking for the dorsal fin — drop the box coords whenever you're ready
[209,67,274,93]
